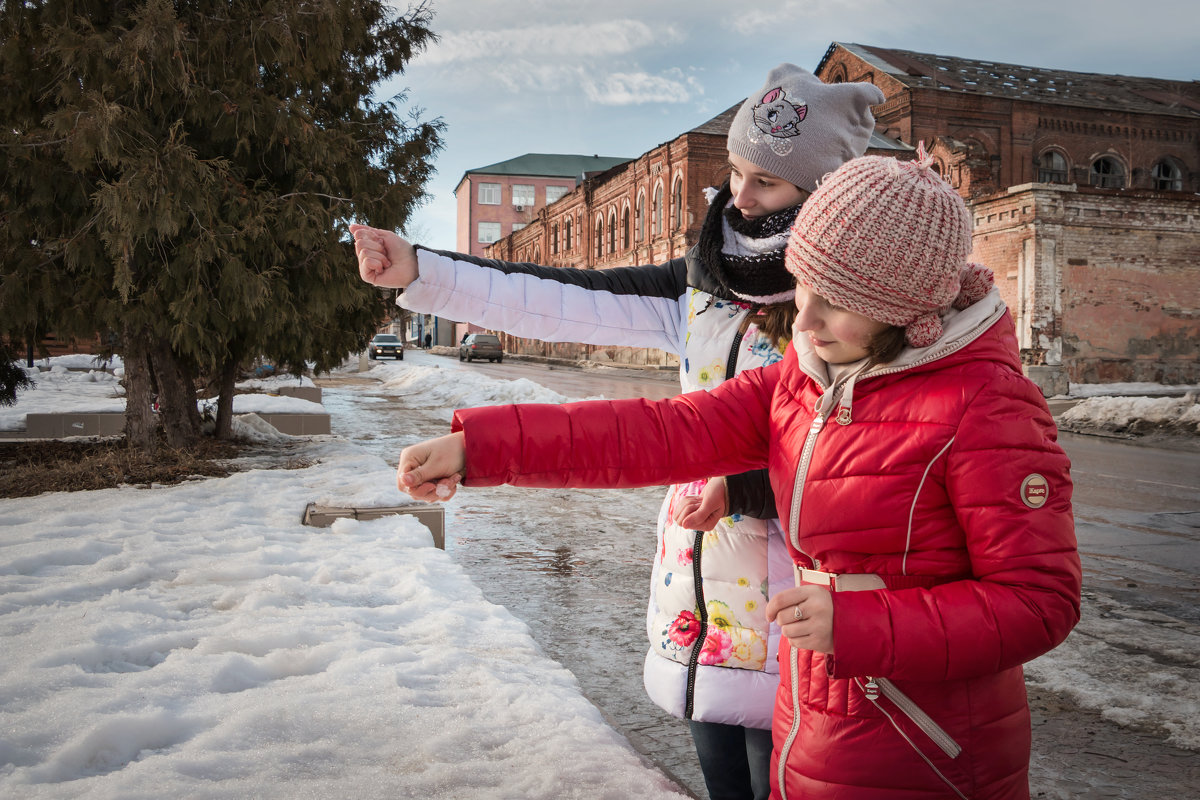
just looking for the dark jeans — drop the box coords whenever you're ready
[688,720,773,800]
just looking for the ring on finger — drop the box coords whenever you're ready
[792,605,804,621]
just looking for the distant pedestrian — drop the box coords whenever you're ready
[353,64,885,800]
[424,332,432,349]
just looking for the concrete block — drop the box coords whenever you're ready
[302,502,445,549]
[24,412,124,438]
[1025,365,1070,398]
[277,386,322,403]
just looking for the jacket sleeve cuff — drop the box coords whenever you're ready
[724,469,777,519]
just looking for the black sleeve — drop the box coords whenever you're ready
[724,469,778,520]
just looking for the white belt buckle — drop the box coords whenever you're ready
[794,565,834,587]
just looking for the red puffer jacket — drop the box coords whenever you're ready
[454,295,1081,800]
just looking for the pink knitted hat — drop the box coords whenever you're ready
[785,144,994,347]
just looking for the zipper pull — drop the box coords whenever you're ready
[810,415,826,433]
[864,677,880,701]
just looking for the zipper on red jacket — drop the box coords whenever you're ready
[787,412,826,561]
[683,528,707,720]
[858,677,969,798]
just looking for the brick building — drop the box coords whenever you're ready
[455,153,632,257]
[484,107,907,366]
[411,153,630,347]
[481,43,1199,389]
[818,43,1199,390]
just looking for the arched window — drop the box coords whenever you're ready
[551,223,559,255]
[653,184,663,237]
[1038,151,1068,183]
[565,218,572,251]
[1090,156,1125,189]
[595,216,604,258]
[608,209,617,254]
[1152,159,1183,191]
[672,176,684,231]
[622,206,631,249]
[635,192,645,242]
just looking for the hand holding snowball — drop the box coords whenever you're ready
[397,432,467,502]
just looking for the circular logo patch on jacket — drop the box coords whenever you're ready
[1020,474,1049,509]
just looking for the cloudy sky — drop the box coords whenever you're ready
[377,0,1197,250]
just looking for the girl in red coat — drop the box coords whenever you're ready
[397,148,1082,799]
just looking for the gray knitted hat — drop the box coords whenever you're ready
[727,64,885,192]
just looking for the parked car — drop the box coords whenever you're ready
[369,333,404,360]
[459,333,503,363]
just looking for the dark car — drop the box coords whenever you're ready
[459,333,503,363]
[369,333,404,360]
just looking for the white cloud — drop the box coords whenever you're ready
[583,68,704,106]
[419,20,682,65]
[730,0,889,36]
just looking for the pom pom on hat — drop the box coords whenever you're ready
[785,143,993,347]
[954,262,994,310]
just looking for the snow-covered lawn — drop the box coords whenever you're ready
[0,436,687,798]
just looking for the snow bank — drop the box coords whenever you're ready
[1060,392,1200,435]
[0,441,688,799]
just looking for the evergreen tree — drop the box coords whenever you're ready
[0,344,35,407]
[0,0,442,448]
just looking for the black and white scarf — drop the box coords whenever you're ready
[699,182,799,305]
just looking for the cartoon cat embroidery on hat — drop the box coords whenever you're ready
[748,87,808,155]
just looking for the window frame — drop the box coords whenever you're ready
[478,182,501,205]
[671,174,684,231]
[1090,155,1126,189]
[1037,150,1069,184]
[511,184,535,208]
[635,191,645,242]
[652,183,664,237]
[477,221,502,244]
[1151,159,1183,191]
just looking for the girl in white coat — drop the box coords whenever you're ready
[353,65,884,800]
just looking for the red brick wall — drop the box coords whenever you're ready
[971,185,1200,384]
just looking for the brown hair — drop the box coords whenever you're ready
[754,302,796,349]
[866,325,906,365]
